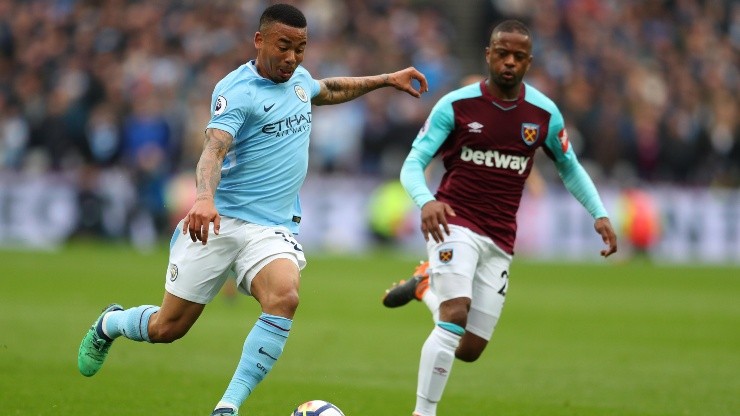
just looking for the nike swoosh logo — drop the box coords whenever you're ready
[263,103,275,112]
[258,346,278,360]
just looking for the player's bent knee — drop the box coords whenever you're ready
[439,298,471,328]
[261,289,299,317]
[279,290,299,313]
[455,333,488,362]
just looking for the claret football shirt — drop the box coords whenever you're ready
[402,80,603,254]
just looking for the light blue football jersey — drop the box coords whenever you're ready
[206,60,321,234]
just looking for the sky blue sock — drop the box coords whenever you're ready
[103,305,159,342]
[220,313,292,408]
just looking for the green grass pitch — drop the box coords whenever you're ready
[1,243,738,415]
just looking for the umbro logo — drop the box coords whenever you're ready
[258,346,278,360]
[263,103,275,112]
[467,122,483,133]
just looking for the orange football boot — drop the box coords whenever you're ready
[382,261,430,308]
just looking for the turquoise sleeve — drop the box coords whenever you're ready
[400,95,455,208]
[400,148,436,208]
[555,157,609,219]
[536,99,608,220]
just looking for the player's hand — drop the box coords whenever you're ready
[420,200,456,243]
[594,217,617,258]
[387,67,429,98]
[182,197,221,245]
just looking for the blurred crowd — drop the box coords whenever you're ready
[0,0,737,242]
[484,0,739,188]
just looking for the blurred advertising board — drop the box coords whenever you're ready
[1,174,738,264]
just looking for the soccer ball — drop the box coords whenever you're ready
[290,400,345,416]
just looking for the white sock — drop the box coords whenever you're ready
[421,290,440,322]
[415,325,461,416]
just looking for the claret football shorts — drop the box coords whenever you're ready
[426,224,512,341]
[165,216,307,304]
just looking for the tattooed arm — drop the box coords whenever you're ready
[312,66,428,106]
[182,128,233,244]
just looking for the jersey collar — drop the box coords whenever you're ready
[247,60,280,84]
[480,80,526,111]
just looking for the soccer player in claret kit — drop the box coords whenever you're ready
[76,4,427,416]
[382,20,617,416]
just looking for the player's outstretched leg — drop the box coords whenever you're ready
[382,261,430,308]
[77,303,123,377]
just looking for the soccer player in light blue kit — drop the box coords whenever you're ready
[76,4,428,416]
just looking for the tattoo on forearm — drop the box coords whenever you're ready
[196,160,221,200]
[196,129,232,199]
[320,75,387,104]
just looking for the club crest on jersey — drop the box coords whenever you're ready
[214,96,227,116]
[438,248,453,263]
[521,123,539,146]
[294,85,308,102]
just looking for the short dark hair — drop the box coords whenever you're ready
[259,4,307,31]
[491,19,531,40]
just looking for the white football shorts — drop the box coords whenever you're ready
[165,216,307,304]
[426,224,512,341]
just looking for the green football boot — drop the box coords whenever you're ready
[77,303,123,377]
[211,408,238,416]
